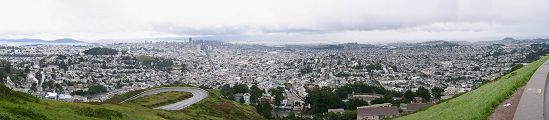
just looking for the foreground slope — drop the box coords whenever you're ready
[396,56,549,120]
[0,86,262,120]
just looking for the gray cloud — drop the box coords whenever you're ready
[0,0,548,42]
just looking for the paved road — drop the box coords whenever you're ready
[120,87,208,110]
[514,60,549,120]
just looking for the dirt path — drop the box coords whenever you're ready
[488,86,525,120]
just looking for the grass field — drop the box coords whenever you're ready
[0,85,263,120]
[130,91,193,108]
[103,84,192,104]
[136,55,156,63]
[395,56,549,120]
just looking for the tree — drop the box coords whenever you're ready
[220,84,234,99]
[305,87,344,114]
[346,99,369,110]
[250,85,264,104]
[87,85,107,95]
[232,83,249,94]
[431,87,444,100]
[370,92,395,105]
[285,112,297,120]
[312,111,356,120]
[270,87,285,106]
[256,102,273,119]
[403,90,415,103]
[239,97,245,103]
[335,86,352,100]
[416,86,431,102]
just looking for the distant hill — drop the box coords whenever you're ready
[50,38,84,43]
[0,85,263,120]
[312,43,379,50]
[0,38,84,43]
[502,37,516,41]
[416,40,459,47]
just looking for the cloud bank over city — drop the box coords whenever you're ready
[0,0,548,43]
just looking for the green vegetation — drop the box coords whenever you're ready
[269,87,285,106]
[414,86,432,103]
[172,89,264,120]
[136,55,156,63]
[219,83,251,101]
[103,84,192,104]
[396,56,549,120]
[0,84,263,120]
[135,55,175,71]
[129,91,193,108]
[0,61,26,87]
[74,107,123,119]
[83,47,118,55]
[345,99,369,110]
[305,87,345,114]
[103,89,147,104]
[282,111,357,120]
[72,85,107,96]
[305,82,402,115]
[255,102,273,119]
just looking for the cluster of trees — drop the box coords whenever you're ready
[220,84,250,101]
[72,85,107,96]
[306,82,383,114]
[0,61,14,83]
[220,83,285,106]
[305,87,345,114]
[83,47,118,55]
[219,83,287,119]
[283,111,356,120]
[255,102,273,119]
[0,61,26,85]
[135,55,175,71]
[401,86,444,103]
[305,82,445,115]
[334,82,393,100]
[42,80,63,92]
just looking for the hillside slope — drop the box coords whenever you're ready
[0,86,263,120]
[396,56,549,120]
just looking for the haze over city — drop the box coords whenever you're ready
[1,0,549,43]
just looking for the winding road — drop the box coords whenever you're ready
[120,87,208,110]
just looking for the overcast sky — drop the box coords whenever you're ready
[0,0,548,43]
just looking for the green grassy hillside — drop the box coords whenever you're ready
[129,91,193,108]
[0,85,263,120]
[396,56,549,120]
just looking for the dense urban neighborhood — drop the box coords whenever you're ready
[1,37,549,119]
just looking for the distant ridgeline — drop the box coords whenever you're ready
[0,38,84,43]
[525,43,549,62]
